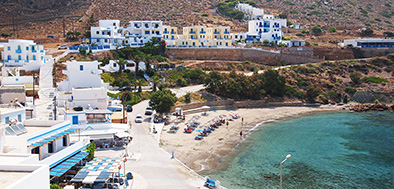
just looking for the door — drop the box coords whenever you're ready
[72,116,79,125]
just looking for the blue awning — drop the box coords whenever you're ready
[29,128,79,148]
[50,151,89,177]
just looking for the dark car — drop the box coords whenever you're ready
[126,105,133,112]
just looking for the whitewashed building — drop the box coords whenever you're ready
[235,3,264,20]
[1,39,48,71]
[87,20,163,49]
[232,19,286,43]
[168,26,232,48]
[339,38,394,48]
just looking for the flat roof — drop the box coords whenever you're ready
[0,171,30,188]
[344,38,394,42]
[0,108,25,115]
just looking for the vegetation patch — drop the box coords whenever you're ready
[361,77,388,83]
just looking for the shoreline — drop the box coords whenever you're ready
[159,105,344,175]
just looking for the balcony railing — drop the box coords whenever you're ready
[16,50,22,53]
[171,31,176,34]
[190,31,196,34]
[214,31,219,34]
[164,31,169,34]
[32,50,37,53]
[224,31,230,34]
[200,31,206,34]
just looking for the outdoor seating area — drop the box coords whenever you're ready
[194,114,227,140]
[183,115,201,134]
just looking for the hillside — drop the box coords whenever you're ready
[1,0,392,39]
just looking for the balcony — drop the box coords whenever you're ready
[264,25,270,28]
[32,50,37,53]
[200,31,206,34]
[40,50,44,53]
[190,31,196,34]
[171,31,176,34]
[16,50,22,53]
[224,31,230,34]
[164,31,169,34]
[214,31,219,34]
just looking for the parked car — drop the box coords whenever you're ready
[145,106,153,115]
[58,44,68,50]
[126,105,133,112]
[135,114,143,123]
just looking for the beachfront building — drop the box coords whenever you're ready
[1,120,90,185]
[232,18,286,43]
[235,3,264,20]
[339,38,394,48]
[0,107,26,126]
[79,20,163,51]
[1,39,47,71]
[100,59,148,73]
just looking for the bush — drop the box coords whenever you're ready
[311,26,322,35]
[345,88,357,95]
[328,27,337,32]
[350,72,361,84]
[202,13,208,17]
[279,14,288,19]
[284,1,295,5]
[361,77,388,83]
[361,28,374,36]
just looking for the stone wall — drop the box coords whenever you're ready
[352,48,394,59]
[166,48,323,65]
[313,47,355,60]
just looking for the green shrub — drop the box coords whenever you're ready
[284,1,295,5]
[328,27,337,33]
[345,88,357,95]
[361,77,388,83]
[290,10,298,14]
[312,43,319,46]
[202,13,208,17]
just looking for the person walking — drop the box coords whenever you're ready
[226,121,229,129]
[240,130,243,138]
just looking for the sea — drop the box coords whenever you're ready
[205,111,394,189]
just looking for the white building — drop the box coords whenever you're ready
[87,20,163,49]
[57,60,109,91]
[232,19,286,43]
[0,108,26,126]
[235,3,264,20]
[100,59,146,73]
[339,38,394,48]
[279,40,307,47]
[1,39,48,71]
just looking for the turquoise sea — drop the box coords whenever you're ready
[205,111,394,188]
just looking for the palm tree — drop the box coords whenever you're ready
[117,58,127,73]
[151,76,160,92]
[136,79,144,93]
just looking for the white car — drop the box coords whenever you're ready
[135,114,143,123]
[58,44,68,50]
[145,106,153,115]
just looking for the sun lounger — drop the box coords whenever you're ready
[195,136,204,140]
[204,178,216,188]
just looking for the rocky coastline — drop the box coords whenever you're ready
[350,103,394,112]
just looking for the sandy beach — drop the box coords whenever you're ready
[160,105,344,174]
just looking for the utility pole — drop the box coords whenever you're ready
[63,16,66,37]
[32,73,35,105]
[53,96,57,120]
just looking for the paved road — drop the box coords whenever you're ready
[122,100,204,189]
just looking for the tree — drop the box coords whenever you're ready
[117,58,127,73]
[328,27,337,33]
[1,33,12,38]
[204,71,223,94]
[306,87,321,102]
[149,89,177,114]
[260,69,286,97]
[86,142,96,160]
[50,184,62,189]
[279,13,288,19]
[151,75,160,92]
[136,79,144,93]
[311,26,322,35]
[361,28,374,36]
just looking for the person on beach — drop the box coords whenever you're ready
[240,131,243,138]
[242,117,244,125]
[226,121,229,129]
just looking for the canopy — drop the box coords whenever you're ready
[71,157,120,184]
[29,128,78,148]
[50,151,89,177]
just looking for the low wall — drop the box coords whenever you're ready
[352,48,394,58]
[166,48,323,65]
[173,100,319,113]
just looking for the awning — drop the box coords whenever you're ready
[50,151,89,177]
[29,128,78,148]
[71,157,120,184]
[115,132,131,138]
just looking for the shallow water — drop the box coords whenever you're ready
[205,111,394,189]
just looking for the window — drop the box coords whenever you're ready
[18,114,22,122]
[31,147,39,155]
[72,116,79,124]
[113,63,117,67]
[33,55,36,60]
[96,31,99,34]
[113,23,116,26]
[26,55,29,60]
[32,46,35,50]
[80,65,83,71]
[41,56,43,60]
[18,55,21,60]
[104,39,108,43]
[17,45,21,50]
[145,31,150,35]
[26,46,29,50]
[7,55,11,60]
[7,46,10,50]
[48,142,54,153]
[63,136,68,146]
[5,117,9,124]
